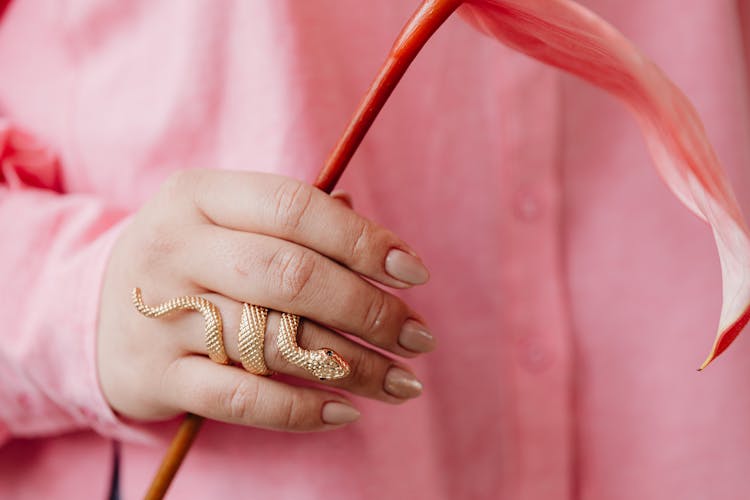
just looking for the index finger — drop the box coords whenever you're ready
[187,169,430,288]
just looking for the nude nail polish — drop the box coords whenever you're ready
[398,319,436,353]
[322,402,361,425]
[385,249,429,285]
[384,367,423,399]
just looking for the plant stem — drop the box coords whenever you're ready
[144,414,204,500]
[315,0,462,192]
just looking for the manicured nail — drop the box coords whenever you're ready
[385,249,429,285]
[322,402,361,425]
[398,319,436,353]
[384,367,423,399]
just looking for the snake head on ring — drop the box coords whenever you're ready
[308,348,351,381]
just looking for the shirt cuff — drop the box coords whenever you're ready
[75,214,157,445]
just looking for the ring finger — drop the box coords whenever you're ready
[142,290,425,403]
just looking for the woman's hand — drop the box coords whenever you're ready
[97,169,433,431]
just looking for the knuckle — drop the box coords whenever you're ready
[162,169,198,197]
[141,223,182,269]
[279,396,303,429]
[230,243,259,279]
[221,378,260,422]
[347,348,380,391]
[362,292,389,340]
[349,220,372,263]
[270,247,317,304]
[159,169,209,219]
[272,179,313,232]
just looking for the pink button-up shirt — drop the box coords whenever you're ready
[2,1,750,499]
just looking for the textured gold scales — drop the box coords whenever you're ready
[132,288,350,380]
[238,303,273,375]
[132,288,228,364]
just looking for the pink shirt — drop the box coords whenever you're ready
[2,1,750,498]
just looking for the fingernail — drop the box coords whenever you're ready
[331,190,353,208]
[398,320,436,353]
[385,249,429,285]
[384,367,423,399]
[321,402,361,425]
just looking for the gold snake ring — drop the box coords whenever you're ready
[132,288,351,381]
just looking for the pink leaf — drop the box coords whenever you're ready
[459,0,750,368]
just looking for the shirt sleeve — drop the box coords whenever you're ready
[0,120,152,446]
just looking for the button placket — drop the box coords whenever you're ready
[499,64,574,500]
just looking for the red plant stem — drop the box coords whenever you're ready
[146,1,461,497]
[314,0,463,192]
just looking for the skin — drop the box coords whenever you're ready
[97,169,432,432]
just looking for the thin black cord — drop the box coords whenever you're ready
[108,440,121,500]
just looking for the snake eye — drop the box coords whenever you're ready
[326,350,333,356]
[319,377,327,381]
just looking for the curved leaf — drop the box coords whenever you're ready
[459,0,750,368]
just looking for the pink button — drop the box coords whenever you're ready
[513,190,542,221]
[518,336,554,373]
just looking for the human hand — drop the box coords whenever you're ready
[97,169,433,431]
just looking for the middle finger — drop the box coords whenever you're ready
[181,225,435,357]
